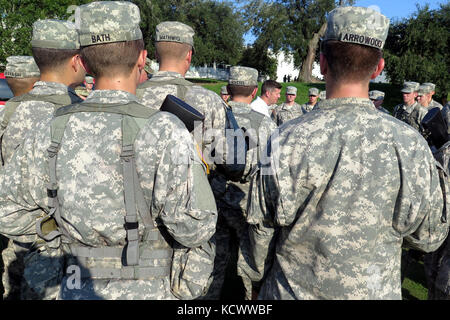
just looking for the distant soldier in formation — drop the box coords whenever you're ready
[0,55,40,300]
[220,85,230,103]
[272,86,304,126]
[418,83,443,110]
[75,76,94,100]
[393,81,428,132]
[138,57,153,84]
[369,90,390,114]
[238,6,449,300]
[301,87,320,113]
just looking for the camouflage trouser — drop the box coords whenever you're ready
[21,243,65,300]
[199,206,247,300]
[1,238,27,300]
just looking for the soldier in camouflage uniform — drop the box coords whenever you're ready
[3,56,40,97]
[220,85,230,103]
[300,87,320,114]
[0,55,40,300]
[238,6,449,300]
[319,90,326,101]
[369,90,390,114]
[204,66,276,300]
[136,21,227,176]
[75,76,94,100]
[0,20,84,300]
[418,83,444,110]
[0,1,217,300]
[272,86,304,126]
[393,81,428,132]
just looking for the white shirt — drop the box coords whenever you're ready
[250,96,270,117]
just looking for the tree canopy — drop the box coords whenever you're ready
[383,3,450,100]
[0,0,244,70]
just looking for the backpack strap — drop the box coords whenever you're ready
[138,77,194,101]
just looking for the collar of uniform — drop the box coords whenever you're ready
[151,70,184,80]
[31,81,73,95]
[281,102,300,110]
[83,89,140,105]
[315,97,376,111]
[228,101,252,114]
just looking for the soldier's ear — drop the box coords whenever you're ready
[370,58,385,80]
[78,55,92,75]
[137,50,147,70]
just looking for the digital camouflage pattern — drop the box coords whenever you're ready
[392,101,428,132]
[418,84,433,95]
[136,70,227,168]
[0,81,82,164]
[324,6,390,49]
[369,90,385,101]
[155,21,195,47]
[286,86,297,95]
[401,81,420,94]
[239,97,449,300]
[76,1,142,46]
[273,102,305,126]
[31,20,79,49]
[228,66,259,87]
[0,90,218,299]
[4,56,40,78]
[429,100,444,110]
[308,88,319,97]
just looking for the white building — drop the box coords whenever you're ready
[270,50,324,82]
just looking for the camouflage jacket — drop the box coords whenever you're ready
[429,99,444,110]
[0,90,218,299]
[239,97,449,300]
[214,101,276,212]
[273,102,305,126]
[392,101,428,132]
[300,102,316,114]
[136,71,227,169]
[376,106,391,115]
[0,81,82,165]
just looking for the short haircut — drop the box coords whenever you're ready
[80,39,144,78]
[322,40,382,83]
[227,84,257,98]
[156,42,192,63]
[31,47,80,73]
[6,77,39,96]
[261,80,282,95]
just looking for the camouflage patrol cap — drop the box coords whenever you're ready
[422,82,436,92]
[85,76,94,84]
[369,90,385,100]
[228,66,258,86]
[308,87,319,96]
[4,56,40,78]
[324,6,390,49]
[75,1,142,47]
[286,86,297,95]
[144,58,153,74]
[156,21,195,49]
[220,86,228,95]
[417,84,433,95]
[401,81,420,93]
[31,19,80,50]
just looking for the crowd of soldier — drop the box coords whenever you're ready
[0,2,448,301]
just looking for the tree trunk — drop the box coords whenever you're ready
[299,22,327,83]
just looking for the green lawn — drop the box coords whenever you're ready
[198,79,430,300]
